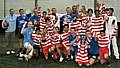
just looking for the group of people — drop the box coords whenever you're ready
[2,3,120,66]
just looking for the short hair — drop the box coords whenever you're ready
[88,8,93,13]
[72,5,77,8]
[19,9,24,12]
[100,30,105,33]
[105,8,109,11]
[109,8,114,12]
[51,8,56,11]
[42,11,47,14]
[9,8,14,12]
[70,27,76,31]
[66,7,71,10]
[64,24,69,28]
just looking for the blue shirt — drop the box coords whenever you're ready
[17,15,28,28]
[23,28,33,46]
[88,36,99,55]
[71,12,77,17]
[60,14,73,24]
[5,15,16,32]
[29,15,39,22]
[26,13,32,19]
[69,34,76,43]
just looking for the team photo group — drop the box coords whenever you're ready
[2,2,120,67]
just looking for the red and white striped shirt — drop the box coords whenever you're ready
[60,31,70,48]
[90,16,104,36]
[76,44,89,64]
[51,33,61,45]
[39,17,46,31]
[46,22,54,36]
[31,31,41,45]
[98,35,111,47]
[40,33,52,48]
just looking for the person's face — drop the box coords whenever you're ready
[100,32,105,36]
[71,29,75,34]
[77,10,82,16]
[56,27,59,33]
[64,26,69,32]
[52,9,57,13]
[108,9,113,16]
[28,22,33,29]
[88,10,93,16]
[43,13,47,17]
[72,6,77,12]
[46,20,51,24]
[10,9,15,15]
[66,8,72,15]
[106,10,109,16]
[34,9,38,15]
[19,10,24,16]
[36,30,40,34]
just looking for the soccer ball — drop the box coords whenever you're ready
[3,20,9,27]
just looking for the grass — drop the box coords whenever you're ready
[0,33,120,68]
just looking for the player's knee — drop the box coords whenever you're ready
[104,54,108,59]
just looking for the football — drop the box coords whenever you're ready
[3,20,9,29]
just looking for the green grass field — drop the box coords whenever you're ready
[0,33,120,68]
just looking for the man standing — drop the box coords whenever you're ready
[105,8,119,59]
[16,9,28,55]
[3,8,17,55]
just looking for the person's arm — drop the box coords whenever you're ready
[114,17,118,36]
[21,22,27,35]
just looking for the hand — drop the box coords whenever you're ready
[66,46,69,50]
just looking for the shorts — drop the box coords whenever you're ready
[72,45,78,56]
[42,45,53,57]
[99,47,109,60]
[18,28,24,39]
[24,42,32,48]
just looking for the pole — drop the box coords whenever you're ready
[3,0,6,18]
[35,0,38,8]
[94,0,97,10]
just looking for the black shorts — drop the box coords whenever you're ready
[18,28,24,39]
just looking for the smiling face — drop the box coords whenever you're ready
[77,9,82,16]
[66,7,72,15]
[19,9,24,16]
[9,9,15,16]
[28,22,33,29]
[64,25,69,32]
[72,5,77,12]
